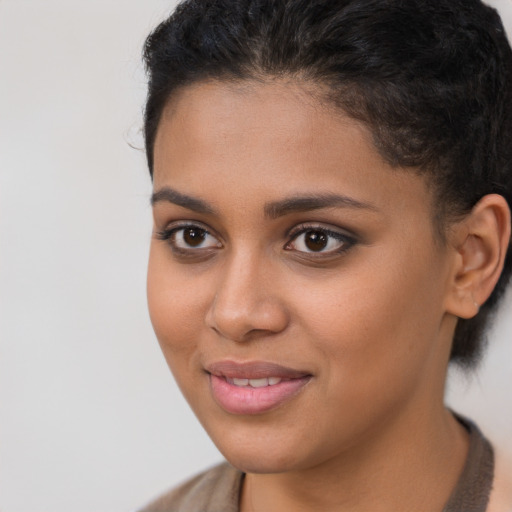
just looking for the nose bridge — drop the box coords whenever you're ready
[206,245,288,341]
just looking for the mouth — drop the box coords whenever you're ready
[205,360,312,415]
[225,376,286,388]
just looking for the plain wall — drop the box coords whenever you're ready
[0,1,511,511]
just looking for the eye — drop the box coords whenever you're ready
[285,226,355,254]
[156,224,222,252]
[173,226,220,249]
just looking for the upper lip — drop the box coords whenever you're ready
[205,360,311,379]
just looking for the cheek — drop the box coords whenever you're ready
[146,245,207,367]
[295,244,447,396]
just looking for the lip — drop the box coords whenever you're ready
[206,360,312,415]
[206,360,310,379]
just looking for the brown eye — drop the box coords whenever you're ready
[286,226,355,255]
[304,230,328,251]
[158,225,222,251]
[183,227,207,247]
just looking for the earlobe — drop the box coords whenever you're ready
[445,194,511,319]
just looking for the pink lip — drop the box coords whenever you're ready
[206,360,312,415]
[206,360,310,379]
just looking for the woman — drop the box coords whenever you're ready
[139,0,512,510]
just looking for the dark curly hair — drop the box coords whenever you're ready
[143,0,512,368]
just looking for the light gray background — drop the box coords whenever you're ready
[0,1,511,511]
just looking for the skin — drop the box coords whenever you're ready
[147,80,510,512]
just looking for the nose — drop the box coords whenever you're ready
[205,251,289,342]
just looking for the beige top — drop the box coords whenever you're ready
[139,417,494,512]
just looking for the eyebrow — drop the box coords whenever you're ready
[151,187,377,218]
[263,194,378,219]
[151,187,216,215]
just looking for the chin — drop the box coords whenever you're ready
[205,422,318,475]
[222,449,299,475]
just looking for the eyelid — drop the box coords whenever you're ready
[156,219,218,238]
[285,222,357,254]
[287,222,356,241]
[155,220,223,251]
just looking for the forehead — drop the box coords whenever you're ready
[153,79,435,226]
[157,79,346,161]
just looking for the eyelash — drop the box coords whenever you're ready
[156,222,357,258]
[285,224,356,255]
[155,222,221,256]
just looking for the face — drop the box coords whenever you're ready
[147,80,457,474]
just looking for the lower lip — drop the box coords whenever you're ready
[209,374,311,415]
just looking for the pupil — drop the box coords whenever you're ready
[305,231,327,251]
[184,228,206,247]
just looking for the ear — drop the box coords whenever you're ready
[445,194,511,319]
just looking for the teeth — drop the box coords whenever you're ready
[229,377,283,388]
[248,378,268,388]
[232,378,249,386]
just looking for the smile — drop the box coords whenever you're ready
[206,361,312,415]
[227,377,284,387]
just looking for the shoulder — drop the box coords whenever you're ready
[138,462,244,512]
[454,414,512,512]
[487,450,512,512]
